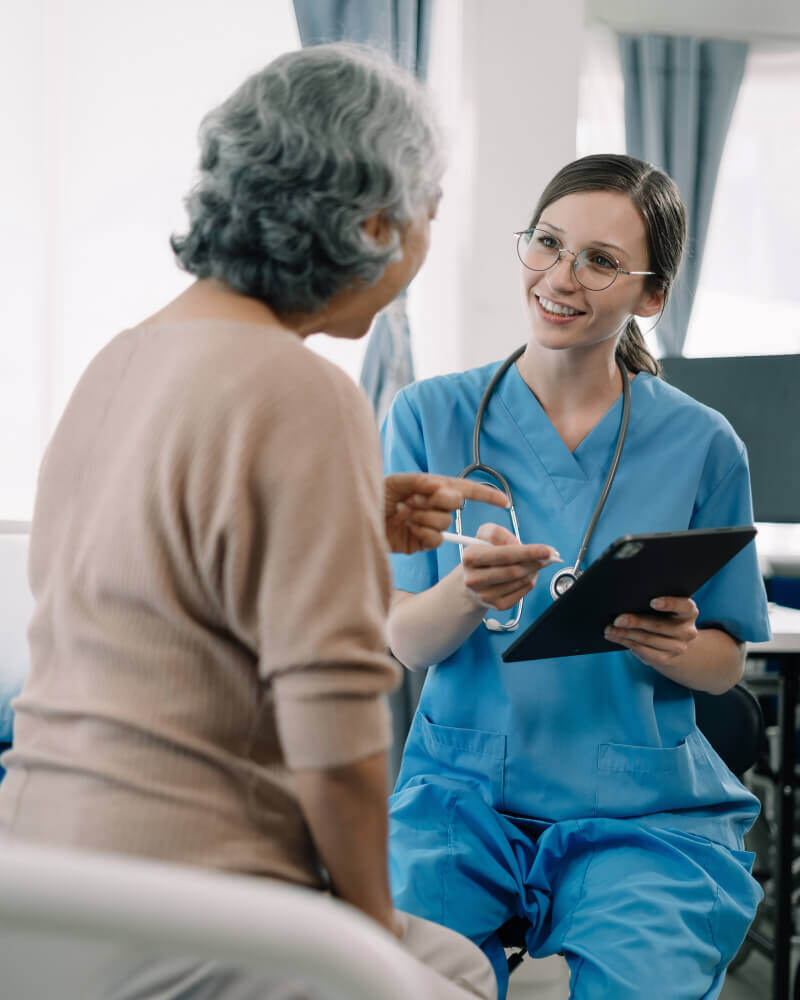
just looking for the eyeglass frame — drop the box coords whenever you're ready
[513,227,658,291]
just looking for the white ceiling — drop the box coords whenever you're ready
[586,0,800,42]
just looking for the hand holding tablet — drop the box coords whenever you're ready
[502,526,757,662]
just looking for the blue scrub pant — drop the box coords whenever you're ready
[389,781,761,1000]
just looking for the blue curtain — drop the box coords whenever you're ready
[293,1,433,779]
[618,35,748,356]
[358,290,416,426]
[294,0,432,78]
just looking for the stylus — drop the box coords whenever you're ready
[441,532,491,547]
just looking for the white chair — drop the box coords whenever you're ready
[0,521,32,746]
[0,839,443,999]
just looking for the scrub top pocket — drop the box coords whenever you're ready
[414,713,507,811]
[596,729,716,817]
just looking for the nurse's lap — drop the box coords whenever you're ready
[389,782,759,1000]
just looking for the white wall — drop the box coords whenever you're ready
[40,0,301,432]
[1,0,301,519]
[0,5,45,518]
[410,0,584,375]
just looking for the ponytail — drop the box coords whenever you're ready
[616,319,660,376]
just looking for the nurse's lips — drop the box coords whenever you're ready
[533,292,586,325]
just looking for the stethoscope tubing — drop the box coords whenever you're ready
[454,346,631,630]
[455,347,526,632]
[549,359,630,599]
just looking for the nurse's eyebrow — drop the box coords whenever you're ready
[537,220,627,257]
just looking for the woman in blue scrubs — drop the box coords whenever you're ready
[382,154,770,1000]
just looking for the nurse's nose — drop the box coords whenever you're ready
[546,249,580,294]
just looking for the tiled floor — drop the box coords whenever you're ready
[721,949,772,999]
[506,954,569,1000]
[506,947,774,999]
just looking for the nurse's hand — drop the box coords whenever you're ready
[384,473,508,555]
[604,596,699,668]
[460,523,561,611]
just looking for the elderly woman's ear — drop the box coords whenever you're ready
[362,213,396,246]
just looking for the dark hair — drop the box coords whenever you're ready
[170,43,444,316]
[528,154,687,376]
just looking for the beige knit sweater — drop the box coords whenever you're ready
[0,319,399,887]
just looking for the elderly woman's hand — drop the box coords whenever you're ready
[384,473,508,554]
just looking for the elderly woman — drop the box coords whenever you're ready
[0,44,499,1000]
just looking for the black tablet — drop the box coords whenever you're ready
[501,526,757,663]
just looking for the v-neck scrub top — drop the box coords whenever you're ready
[383,361,771,850]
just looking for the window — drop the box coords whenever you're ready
[577,26,800,360]
[684,44,800,357]
[1,0,301,519]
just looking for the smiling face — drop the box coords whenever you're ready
[520,189,664,358]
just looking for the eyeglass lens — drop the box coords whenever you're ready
[516,228,619,291]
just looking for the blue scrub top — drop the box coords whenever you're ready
[383,361,771,849]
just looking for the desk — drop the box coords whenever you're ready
[755,524,800,580]
[747,603,800,1000]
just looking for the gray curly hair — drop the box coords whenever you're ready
[170,43,445,315]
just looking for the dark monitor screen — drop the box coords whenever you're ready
[660,354,799,524]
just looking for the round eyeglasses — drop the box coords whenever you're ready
[514,228,657,292]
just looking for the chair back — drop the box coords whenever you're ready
[692,683,764,778]
[0,522,32,752]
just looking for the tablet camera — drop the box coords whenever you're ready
[613,541,644,559]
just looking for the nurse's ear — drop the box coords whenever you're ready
[634,283,665,320]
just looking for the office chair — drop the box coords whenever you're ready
[0,840,442,1000]
[499,683,766,974]
[0,521,32,778]
[692,684,765,779]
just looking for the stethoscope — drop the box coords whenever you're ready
[454,345,631,631]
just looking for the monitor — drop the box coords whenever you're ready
[660,354,800,524]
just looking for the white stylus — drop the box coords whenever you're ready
[441,532,563,564]
[441,531,491,547]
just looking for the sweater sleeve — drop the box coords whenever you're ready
[212,349,400,770]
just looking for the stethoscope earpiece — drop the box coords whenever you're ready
[484,616,518,632]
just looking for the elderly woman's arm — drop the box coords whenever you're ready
[293,750,399,936]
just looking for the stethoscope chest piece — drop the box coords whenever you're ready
[549,567,578,600]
